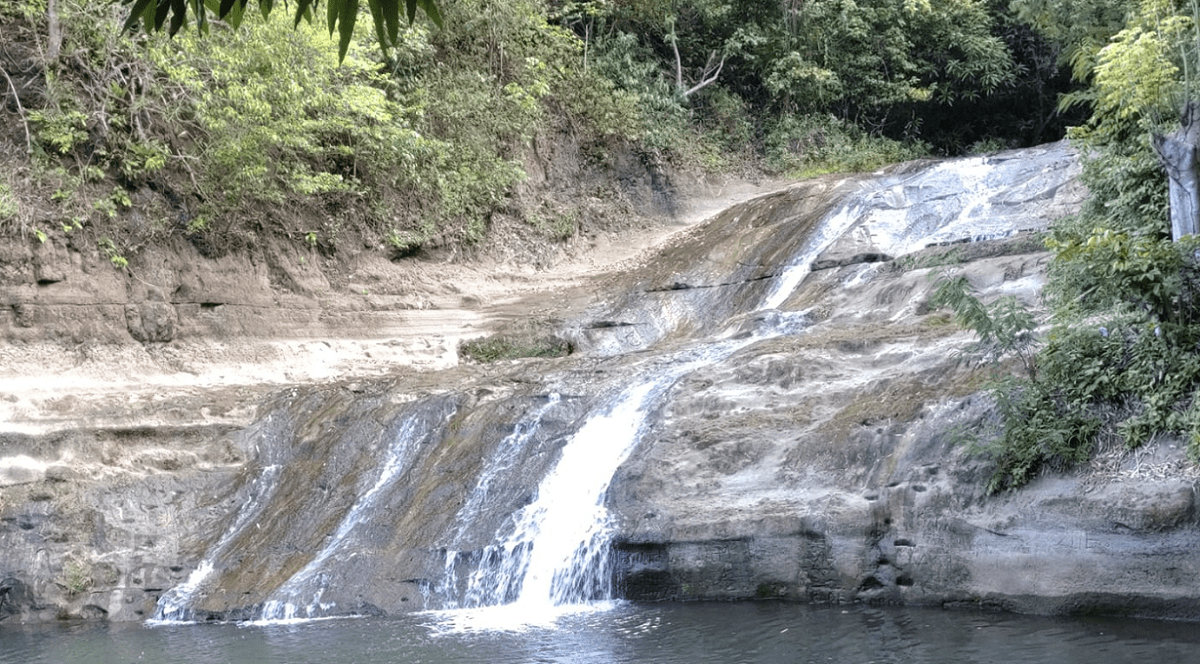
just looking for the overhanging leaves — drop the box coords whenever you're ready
[121,0,441,61]
[333,0,358,63]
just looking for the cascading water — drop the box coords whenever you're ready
[143,145,1078,628]
[433,172,936,623]
[507,380,668,604]
[762,201,867,311]
[256,413,430,622]
[430,173,889,629]
[439,394,561,609]
[762,152,1031,311]
[151,463,283,623]
[448,394,562,547]
[432,343,752,630]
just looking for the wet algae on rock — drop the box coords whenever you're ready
[4,142,1200,623]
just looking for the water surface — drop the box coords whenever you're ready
[4,602,1198,664]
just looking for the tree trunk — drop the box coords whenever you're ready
[46,0,62,63]
[1153,101,1200,241]
[668,28,724,99]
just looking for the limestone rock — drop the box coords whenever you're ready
[4,143,1199,624]
[0,454,46,486]
[125,301,179,342]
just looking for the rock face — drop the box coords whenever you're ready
[591,142,1199,620]
[0,425,250,621]
[607,264,1200,618]
[3,141,1200,623]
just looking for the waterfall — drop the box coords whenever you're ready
[433,344,749,630]
[439,393,561,609]
[431,170,889,629]
[432,382,660,627]
[762,151,1044,311]
[448,394,563,548]
[137,145,1078,628]
[849,156,1011,257]
[151,463,283,623]
[762,201,866,311]
[256,414,429,622]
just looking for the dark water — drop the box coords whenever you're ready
[3,602,1198,664]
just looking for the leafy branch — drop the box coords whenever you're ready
[930,274,1040,380]
[121,0,442,62]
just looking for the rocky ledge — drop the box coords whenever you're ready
[3,142,1199,623]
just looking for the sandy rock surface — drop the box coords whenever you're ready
[0,179,783,438]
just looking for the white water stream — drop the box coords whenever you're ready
[257,414,429,622]
[762,201,866,310]
[432,153,1029,629]
[432,343,751,631]
[151,463,283,623]
[445,394,562,553]
[762,153,1020,311]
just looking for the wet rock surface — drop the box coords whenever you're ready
[4,142,1199,623]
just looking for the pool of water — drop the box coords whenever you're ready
[3,602,1197,664]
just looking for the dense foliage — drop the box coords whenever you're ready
[928,0,1200,491]
[0,0,646,253]
[572,0,1080,157]
[0,0,1086,258]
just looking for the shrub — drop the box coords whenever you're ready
[586,30,693,158]
[930,274,1039,378]
[764,114,927,176]
[149,13,433,241]
[977,377,1101,494]
[937,265,1200,491]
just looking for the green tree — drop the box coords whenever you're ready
[590,0,1019,149]
[1091,0,1200,239]
[1010,0,1130,85]
[1019,0,1200,240]
[959,0,1200,489]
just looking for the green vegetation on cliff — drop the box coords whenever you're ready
[1024,0,1200,487]
[1,0,1077,261]
[926,0,1200,492]
[1,0,650,255]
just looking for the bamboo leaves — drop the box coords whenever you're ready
[121,0,442,61]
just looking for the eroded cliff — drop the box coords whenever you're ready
[4,142,1198,624]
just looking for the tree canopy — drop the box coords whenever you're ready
[948,0,1200,490]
